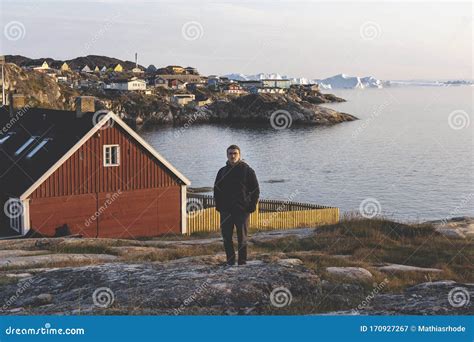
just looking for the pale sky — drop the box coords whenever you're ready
[0,0,472,80]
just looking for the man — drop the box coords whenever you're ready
[214,145,260,266]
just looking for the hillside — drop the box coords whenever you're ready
[2,62,357,126]
[5,54,141,70]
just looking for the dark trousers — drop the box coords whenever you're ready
[220,210,249,265]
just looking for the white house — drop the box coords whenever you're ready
[106,78,147,91]
[261,79,291,89]
[171,94,195,106]
[81,65,93,73]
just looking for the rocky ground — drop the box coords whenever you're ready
[0,219,472,315]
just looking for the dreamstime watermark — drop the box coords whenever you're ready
[83,12,121,54]
[448,287,470,308]
[270,286,292,308]
[4,323,85,336]
[270,110,292,130]
[4,21,26,41]
[3,198,24,219]
[261,190,300,227]
[92,110,114,130]
[174,280,211,315]
[1,104,32,134]
[448,110,470,130]
[84,190,122,227]
[352,100,393,139]
[359,198,381,218]
[352,278,389,314]
[359,21,381,41]
[181,21,204,41]
[440,193,474,225]
[92,287,115,308]
[186,198,204,218]
[169,109,208,141]
[2,278,34,311]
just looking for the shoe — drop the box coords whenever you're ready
[238,261,247,266]
[221,262,235,267]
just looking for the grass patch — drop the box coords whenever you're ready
[0,275,18,286]
[47,244,116,255]
[254,216,474,286]
[121,244,224,262]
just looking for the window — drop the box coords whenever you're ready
[103,145,120,166]
[0,132,15,144]
[15,136,38,155]
[26,138,51,159]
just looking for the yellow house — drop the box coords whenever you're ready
[168,65,184,74]
[94,66,100,73]
[60,62,70,71]
[34,61,49,71]
[113,64,123,72]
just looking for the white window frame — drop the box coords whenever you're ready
[103,144,120,167]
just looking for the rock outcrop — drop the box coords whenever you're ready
[3,63,357,127]
[0,223,472,315]
[0,257,322,315]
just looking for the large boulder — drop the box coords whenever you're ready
[326,267,373,281]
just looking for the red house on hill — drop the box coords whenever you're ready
[0,96,190,239]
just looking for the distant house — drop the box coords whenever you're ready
[238,80,262,90]
[110,64,123,72]
[148,76,168,88]
[257,87,285,94]
[195,96,212,107]
[185,66,199,75]
[185,82,205,92]
[219,77,230,84]
[146,65,157,73]
[171,94,195,106]
[222,83,246,94]
[60,62,70,71]
[0,96,190,238]
[33,61,50,71]
[132,67,144,75]
[81,65,93,73]
[158,74,202,83]
[106,78,147,91]
[167,65,185,74]
[207,75,220,90]
[100,66,107,73]
[168,79,187,90]
[50,61,70,72]
[94,66,100,73]
[261,79,291,89]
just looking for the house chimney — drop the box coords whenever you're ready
[75,96,95,118]
[9,93,26,117]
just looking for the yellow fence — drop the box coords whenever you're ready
[186,206,339,235]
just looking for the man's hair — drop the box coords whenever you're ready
[227,144,241,153]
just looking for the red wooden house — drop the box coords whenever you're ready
[0,96,190,239]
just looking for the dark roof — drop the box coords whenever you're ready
[0,106,97,198]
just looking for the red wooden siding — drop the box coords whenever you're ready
[96,186,181,238]
[30,122,180,199]
[28,194,98,237]
[29,187,181,238]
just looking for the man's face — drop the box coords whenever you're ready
[227,148,240,165]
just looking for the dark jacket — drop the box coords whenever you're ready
[214,160,260,213]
